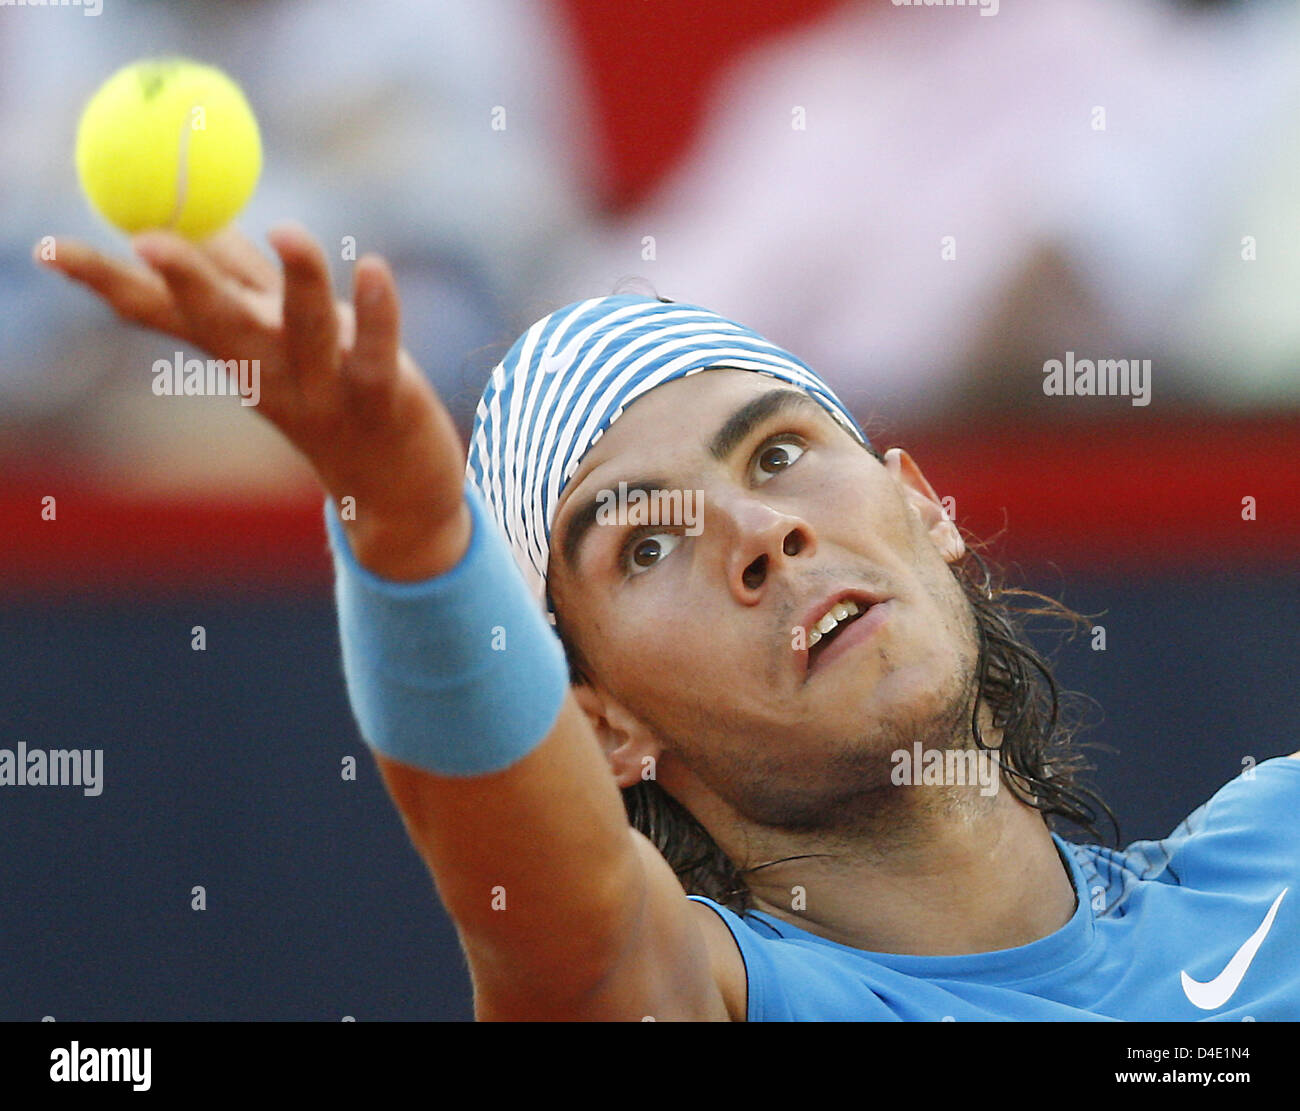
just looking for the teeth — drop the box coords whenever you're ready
[813,600,864,633]
[806,600,868,656]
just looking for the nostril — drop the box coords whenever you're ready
[783,529,805,557]
[742,554,767,590]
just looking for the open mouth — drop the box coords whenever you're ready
[806,599,871,671]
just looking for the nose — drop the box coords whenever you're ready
[718,495,815,602]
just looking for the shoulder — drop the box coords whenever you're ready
[687,897,749,1021]
[1071,756,1300,911]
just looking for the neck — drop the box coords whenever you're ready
[711,772,1077,957]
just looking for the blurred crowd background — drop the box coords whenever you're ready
[5,0,1300,494]
[4,0,1299,1021]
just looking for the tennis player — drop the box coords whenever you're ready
[41,224,1299,1021]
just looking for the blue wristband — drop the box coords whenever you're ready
[324,482,570,776]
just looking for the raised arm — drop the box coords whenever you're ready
[37,227,743,1020]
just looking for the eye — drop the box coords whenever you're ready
[752,437,805,484]
[622,530,682,576]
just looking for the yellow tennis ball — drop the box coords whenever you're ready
[75,57,262,241]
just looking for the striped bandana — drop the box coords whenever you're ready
[465,295,868,619]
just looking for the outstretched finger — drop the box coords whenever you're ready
[34,237,185,335]
[345,254,401,389]
[133,231,267,358]
[267,222,340,383]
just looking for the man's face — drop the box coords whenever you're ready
[548,370,980,833]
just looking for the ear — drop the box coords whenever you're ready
[883,447,965,563]
[571,683,664,789]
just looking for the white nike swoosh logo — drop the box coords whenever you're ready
[1180,887,1288,1010]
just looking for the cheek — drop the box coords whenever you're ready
[915,560,980,677]
[577,592,706,690]
[616,593,713,675]
[823,469,919,554]
[833,477,975,661]
[605,599,749,732]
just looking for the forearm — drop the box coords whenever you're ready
[326,482,646,1001]
[375,699,645,1002]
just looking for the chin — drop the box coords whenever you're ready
[849,666,976,747]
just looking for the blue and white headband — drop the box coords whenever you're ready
[465,295,868,618]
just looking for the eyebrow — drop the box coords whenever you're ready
[557,388,828,574]
[706,387,826,462]
[559,478,675,574]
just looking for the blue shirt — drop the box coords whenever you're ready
[688,757,1299,1020]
